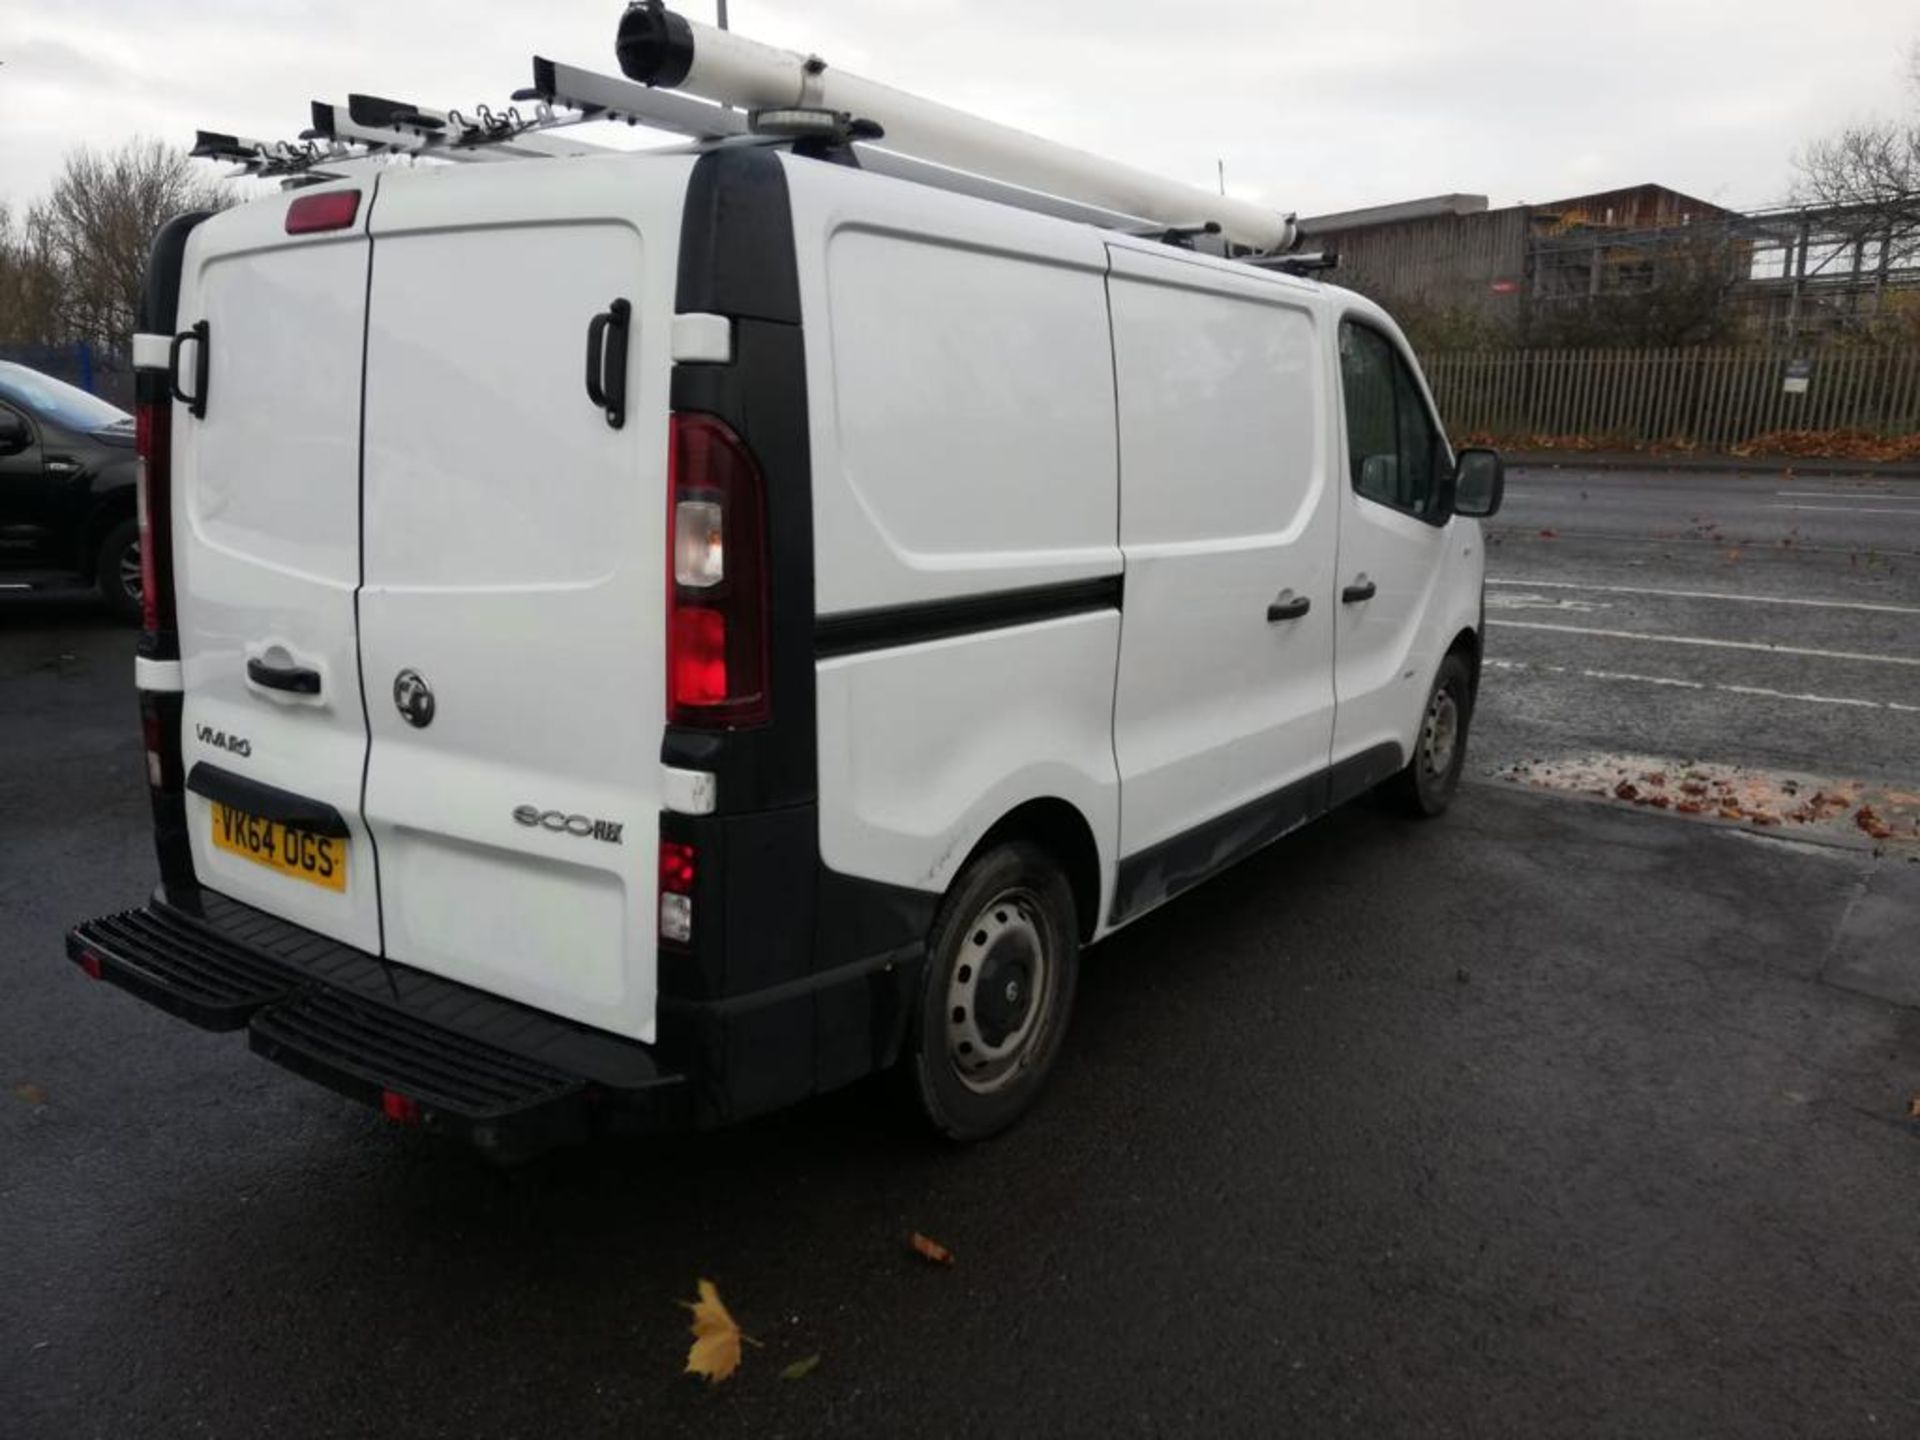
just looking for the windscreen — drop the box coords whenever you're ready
[0,361,130,432]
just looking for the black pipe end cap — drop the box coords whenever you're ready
[616,0,695,88]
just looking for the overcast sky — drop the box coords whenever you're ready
[2,0,1914,220]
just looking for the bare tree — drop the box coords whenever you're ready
[0,204,67,347]
[1792,44,1920,320]
[14,139,231,355]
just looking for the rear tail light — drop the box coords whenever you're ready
[135,399,175,636]
[140,696,175,791]
[666,414,769,726]
[659,839,697,944]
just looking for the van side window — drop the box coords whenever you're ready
[1338,320,1443,519]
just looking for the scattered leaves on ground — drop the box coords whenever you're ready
[682,1279,752,1385]
[1504,755,1920,842]
[11,1083,47,1105]
[779,1354,822,1381]
[907,1232,955,1266]
[1856,806,1895,841]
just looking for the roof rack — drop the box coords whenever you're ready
[193,1,1304,259]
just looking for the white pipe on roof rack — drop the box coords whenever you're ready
[612,2,1298,253]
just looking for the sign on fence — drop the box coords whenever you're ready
[1783,357,1811,396]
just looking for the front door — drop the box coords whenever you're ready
[0,400,51,564]
[1329,318,1455,786]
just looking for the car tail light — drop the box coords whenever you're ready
[135,399,175,636]
[659,839,697,944]
[666,414,769,726]
[285,189,361,235]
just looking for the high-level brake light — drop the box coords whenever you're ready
[284,189,361,234]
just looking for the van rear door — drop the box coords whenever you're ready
[356,157,691,1044]
[171,184,380,953]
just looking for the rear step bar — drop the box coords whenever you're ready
[68,888,684,1160]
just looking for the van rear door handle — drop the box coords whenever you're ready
[1342,579,1377,603]
[583,298,631,430]
[169,320,210,420]
[246,657,322,695]
[1267,592,1311,623]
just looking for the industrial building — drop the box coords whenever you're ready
[1300,185,1919,343]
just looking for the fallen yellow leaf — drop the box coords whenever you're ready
[681,1279,749,1385]
[11,1083,47,1106]
[1908,1096,1920,1120]
[907,1231,955,1266]
[779,1353,822,1381]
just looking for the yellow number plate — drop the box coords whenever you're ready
[209,802,347,892]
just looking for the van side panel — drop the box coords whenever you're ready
[785,161,1122,919]
[791,167,1121,614]
[1105,245,1337,913]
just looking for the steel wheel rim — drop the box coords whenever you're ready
[119,540,143,603]
[945,886,1054,1095]
[1422,686,1459,779]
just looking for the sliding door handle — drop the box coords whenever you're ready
[1342,579,1378,604]
[1267,592,1312,623]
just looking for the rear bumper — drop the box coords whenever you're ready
[66,881,929,1159]
[67,886,683,1161]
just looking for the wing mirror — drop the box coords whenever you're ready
[1451,448,1505,519]
[0,411,29,457]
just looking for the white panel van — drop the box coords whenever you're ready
[69,136,1503,1158]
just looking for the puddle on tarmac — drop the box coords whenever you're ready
[1497,752,1920,845]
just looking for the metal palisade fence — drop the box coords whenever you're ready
[1422,347,1920,448]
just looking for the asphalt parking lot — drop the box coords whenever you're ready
[4,464,1920,1439]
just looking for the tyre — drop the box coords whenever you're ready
[96,517,143,625]
[905,841,1080,1141]
[1382,651,1474,818]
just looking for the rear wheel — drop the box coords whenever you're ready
[905,842,1079,1141]
[1383,651,1474,817]
[96,517,142,625]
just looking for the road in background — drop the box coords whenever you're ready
[1478,466,1920,787]
[5,469,1920,1438]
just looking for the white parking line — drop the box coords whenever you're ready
[1777,491,1920,501]
[1485,577,1920,617]
[1485,657,1920,713]
[1767,504,1920,516]
[1487,619,1920,668]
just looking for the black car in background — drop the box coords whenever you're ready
[0,362,141,621]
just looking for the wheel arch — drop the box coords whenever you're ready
[1447,624,1481,698]
[963,797,1104,945]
